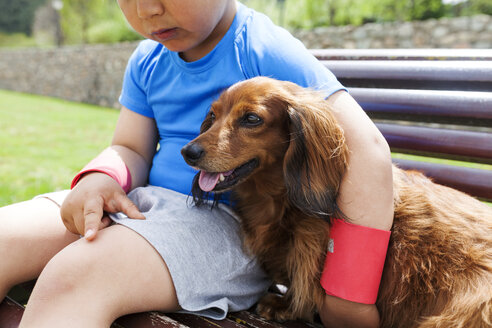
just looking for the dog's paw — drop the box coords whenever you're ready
[256,293,295,322]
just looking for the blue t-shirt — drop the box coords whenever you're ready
[119,2,345,197]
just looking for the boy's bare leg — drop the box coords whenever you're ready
[0,198,79,300]
[19,224,179,328]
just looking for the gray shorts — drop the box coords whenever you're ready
[37,186,271,320]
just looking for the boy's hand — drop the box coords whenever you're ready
[60,172,145,241]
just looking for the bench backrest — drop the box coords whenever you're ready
[312,49,492,202]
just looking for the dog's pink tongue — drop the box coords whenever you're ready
[199,171,220,192]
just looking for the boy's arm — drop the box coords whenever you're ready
[60,107,158,240]
[320,90,394,328]
[111,106,159,188]
[320,295,380,328]
[327,91,394,231]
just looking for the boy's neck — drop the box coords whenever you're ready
[179,1,237,62]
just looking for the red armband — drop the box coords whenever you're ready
[321,218,390,304]
[71,148,132,193]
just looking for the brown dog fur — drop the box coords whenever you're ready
[182,77,492,327]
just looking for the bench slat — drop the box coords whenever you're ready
[227,311,285,328]
[322,60,492,82]
[393,159,492,201]
[377,123,492,162]
[228,311,321,328]
[0,297,25,328]
[0,296,306,328]
[351,88,492,120]
[311,49,492,61]
[3,284,312,328]
[166,313,253,328]
[114,312,189,328]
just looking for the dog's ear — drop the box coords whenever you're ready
[283,98,349,221]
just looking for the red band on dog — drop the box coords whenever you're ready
[321,218,391,304]
[71,148,132,193]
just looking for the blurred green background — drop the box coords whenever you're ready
[0,0,491,48]
[0,90,119,206]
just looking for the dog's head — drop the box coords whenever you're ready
[181,77,349,220]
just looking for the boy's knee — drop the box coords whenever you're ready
[33,244,96,298]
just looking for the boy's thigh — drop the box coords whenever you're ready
[40,224,179,316]
[0,196,80,285]
[0,192,78,247]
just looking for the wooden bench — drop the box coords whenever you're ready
[1,48,491,328]
[1,283,319,328]
[315,48,492,202]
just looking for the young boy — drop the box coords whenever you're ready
[0,1,393,327]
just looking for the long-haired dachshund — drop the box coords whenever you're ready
[181,77,492,327]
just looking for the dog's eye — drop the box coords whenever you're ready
[241,113,263,127]
[209,112,216,121]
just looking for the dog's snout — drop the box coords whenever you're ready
[181,142,205,165]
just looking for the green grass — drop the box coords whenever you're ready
[0,90,119,206]
[391,153,492,171]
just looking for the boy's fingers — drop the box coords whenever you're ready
[83,196,105,241]
[113,193,145,220]
[72,212,86,236]
[60,203,80,235]
[84,228,96,241]
[100,215,112,230]
[61,215,79,235]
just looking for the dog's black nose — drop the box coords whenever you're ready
[181,142,205,165]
